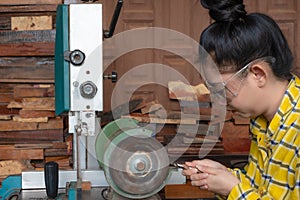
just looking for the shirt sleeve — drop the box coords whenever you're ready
[228,168,281,200]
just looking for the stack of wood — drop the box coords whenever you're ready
[0,84,72,171]
[166,81,224,157]
[0,0,72,182]
[123,80,251,158]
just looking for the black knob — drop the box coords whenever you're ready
[44,161,59,199]
[103,71,118,83]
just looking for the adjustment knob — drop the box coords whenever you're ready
[103,71,118,83]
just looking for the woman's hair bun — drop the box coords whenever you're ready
[200,0,247,22]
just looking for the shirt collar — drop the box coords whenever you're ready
[250,75,300,138]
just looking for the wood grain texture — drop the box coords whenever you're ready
[0,5,58,13]
[0,147,44,160]
[0,42,54,56]
[11,16,52,31]
[165,181,215,199]
[0,57,54,81]
[0,129,63,141]
[0,0,62,5]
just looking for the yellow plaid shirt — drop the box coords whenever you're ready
[228,75,300,200]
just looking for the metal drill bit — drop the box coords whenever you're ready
[171,163,202,173]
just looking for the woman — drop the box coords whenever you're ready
[182,0,300,199]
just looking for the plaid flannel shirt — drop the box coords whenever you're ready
[228,75,300,199]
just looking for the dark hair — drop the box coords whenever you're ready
[199,0,293,80]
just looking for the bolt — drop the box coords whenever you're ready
[135,161,146,171]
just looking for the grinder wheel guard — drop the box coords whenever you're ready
[95,118,170,199]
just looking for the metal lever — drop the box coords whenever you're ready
[103,0,123,38]
[44,161,59,199]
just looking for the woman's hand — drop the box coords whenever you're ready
[182,159,240,196]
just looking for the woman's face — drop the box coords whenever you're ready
[206,57,273,119]
[220,70,263,118]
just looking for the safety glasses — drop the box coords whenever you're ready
[206,56,275,99]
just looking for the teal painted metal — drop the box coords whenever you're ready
[55,5,70,115]
[68,182,77,200]
[0,175,21,199]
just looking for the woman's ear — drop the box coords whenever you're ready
[249,64,267,87]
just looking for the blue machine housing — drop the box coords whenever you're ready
[0,176,21,199]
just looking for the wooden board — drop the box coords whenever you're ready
[0,160,27,178]
[0,42,54,56]
[11,16,52,31]
[165,181,215,199]
[0,57,54,81]
[13,115,48,123]
[7,97,55,110]
[168,81,210,101]
[0,30,55,44]
[0,0,62,5]
[122,114,197,125]
[19,110,55,118]
[14,84,54,98]
[0,148,43,160]
[0,117,63,131]
[22,97,55,111]
[0,5,58,13]
[0,120,37,131]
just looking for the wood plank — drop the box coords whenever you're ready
[11,16,52,31]
[44,148,71,157]
[0,115,12,120]
[0,42,54,56]
[15,142,67,149]
[0,129,63,141]
[7,101,22,108]
[0,120,37,131]
[0,13,56,31]
[0,30,55,44]
[167,146,224,155]
[45,156,71,169]
[0,5,58,13]
[13,115,48,123]
[0,117,64,132]
[0,16,10,30]
[14,84,54,98]
[0,160,27,177]
[21,97,55,110]
[0,0,62,5]
[122,114,197,125]
[0,148,44,160]
[19,110,55,118]
[140,100,159,114]
[0,93,14,103]
[38,118,64,130]
[0,105,20,115]
[165,181,215,199]
[0,79,54,83]
[182,135,220,144]
[168,81,210,101]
